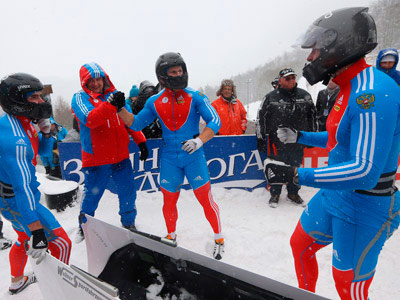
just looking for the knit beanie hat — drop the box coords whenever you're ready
[129,85,139,98]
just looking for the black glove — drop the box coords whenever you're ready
[26,229,48,264]
[107,91,126,112]
[45,166,51,175]
[257,138,267,153]
[264,163,297,185]
[138,142,149,161]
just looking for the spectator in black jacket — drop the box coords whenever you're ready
[315,79,339,131]
[256,68,316,208]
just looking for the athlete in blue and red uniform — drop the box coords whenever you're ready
[264,8,400,299]
[118,52,224,260]
[0,73,71,294]
[71,63,147,240]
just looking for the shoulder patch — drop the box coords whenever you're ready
[198,92,204,97]
[356,93,375,110]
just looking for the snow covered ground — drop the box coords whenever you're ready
[0,167,399,300]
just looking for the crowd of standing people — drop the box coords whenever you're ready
[0,6,398,300]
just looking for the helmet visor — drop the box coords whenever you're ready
[295,24,337,50]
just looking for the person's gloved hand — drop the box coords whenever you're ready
[38,118,51,135]
[44,166,51,174]
[276,127,300,144]
[138,142,149,161]
[107,91,126,112]
[264,163,297,185]
[257,138,266,153]
[181,137,203,154]
[26,229,48,265]
[241,120,247,132]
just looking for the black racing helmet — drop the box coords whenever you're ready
[298,7,377,85]
[0,73,52,120]
[138,80,156,98]
[155,52,188,90]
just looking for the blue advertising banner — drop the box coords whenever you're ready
[58,135,268,192]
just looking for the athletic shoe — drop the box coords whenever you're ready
[9,273,37,295]
[213,238,224,260]
[0,236,12,250]
[287,194,306,207]
[163,234,176,242]
[123,225,137,232]
[268,195,280,208]
[161,234,177,246]
[75,227,85,244]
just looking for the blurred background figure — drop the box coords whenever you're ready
[128,80,162,139]
[315,79,340,131]
[271,77,279,90]
[63,116,81,142]
[212,79,247,135]
[38,117,68,178]
[376,48,400,85]
[41,84,53,104]
[126,84,139,111]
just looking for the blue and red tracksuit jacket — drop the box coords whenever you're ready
[129,87,220,159]
[71,63,146,168]
[0,115,41,225]
[297,58,400,190]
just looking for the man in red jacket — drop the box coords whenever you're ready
[71,63,148,241]
[212,79,247,135]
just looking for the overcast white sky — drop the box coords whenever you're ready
[0,0,373,101]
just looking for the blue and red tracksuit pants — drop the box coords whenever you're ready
[80,158,137,227]
[0,195,71,278]
[159,151,222,237]
[290,189,400,299]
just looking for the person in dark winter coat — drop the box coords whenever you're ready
[376,48,400,85]
[315,79,339,131]
[129,80,162,139]
[256,68,316,208]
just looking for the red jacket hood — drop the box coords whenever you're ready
[79,62,116,98]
